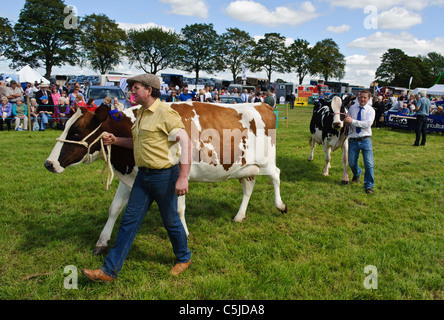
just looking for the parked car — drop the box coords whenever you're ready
[219,95,243,104]
[84,86,129,108]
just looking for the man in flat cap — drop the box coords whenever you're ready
[82,73,192,282]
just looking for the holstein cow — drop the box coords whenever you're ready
[308,95,354,184]
[45,102,287,255]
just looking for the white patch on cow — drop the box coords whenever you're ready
[331,96,343,128]
[45,109,84,173]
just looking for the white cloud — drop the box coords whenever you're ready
[377,7,422,29]
[225,1,319,27]
[160,0,209,18]
[327,0,444,11]
[326,24,351,33]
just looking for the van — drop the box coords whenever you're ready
[227,84,256,94]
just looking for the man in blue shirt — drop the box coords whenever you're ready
[178,86,195,102]
[413,90,431,146]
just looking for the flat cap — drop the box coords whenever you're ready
[127,73,160,90]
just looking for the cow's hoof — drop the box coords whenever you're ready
[233,216,245,223]
[342,180,349,185]
[278,204,287,214]
[93,246,107,255]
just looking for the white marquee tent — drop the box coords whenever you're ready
[16,65,50,85]
[425,84,444,95]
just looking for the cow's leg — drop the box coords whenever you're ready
[177,195,189,236]
[267,167,287,214]
[93,181,131,255]
[308,137,315,161]
[341,139,349,185]
[322,143,332,176]
[234,177,256,222]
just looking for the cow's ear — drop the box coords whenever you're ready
[94,103,110,123]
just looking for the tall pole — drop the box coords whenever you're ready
[27,94,31,132]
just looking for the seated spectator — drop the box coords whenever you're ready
[12,99,28,131]
[85,98,98,112]
[431,105,444,116]
[29,98,39,121]
[111,97,124,111]
[399,103,409,115]
[1,96,13,131]
[71,94,86,115]
[57,97,70,129]
[37,95,53,131]
[213,93,220,102]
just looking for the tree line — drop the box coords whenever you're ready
[1,0,346,87]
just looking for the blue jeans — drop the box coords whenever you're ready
[348,138,374,190]
[101,165,191,278]
[39,113,51,130]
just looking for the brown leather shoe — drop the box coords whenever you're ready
[169,260,192,276]
[81,268,115,283]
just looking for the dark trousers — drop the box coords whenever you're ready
[414,115,428,146]
[0,118,12,131]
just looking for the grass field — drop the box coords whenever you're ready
[0,105,443,300]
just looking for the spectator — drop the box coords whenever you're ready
[51,85,61,124]
[1,96,13,131]
[213,93,220,102]
[68,83,84,107]
[253,92,263,103]
[232,87,240,96]
[264,92,276,108]
[57,97,70,129]
[85,98,98,112]
[373,96,385,127]
[37,95,53,131]
[6,80,24,105]
[0,80,8,100]
[12,98,28,131]
[166,90,178,102]
[289,91,296,109]
[431,105,443,116]
[25,82,38,100]
[179,86,195,102]
[35,83,52,106]
[240,89,249,103]
[413,90,431,146]
[111,97,124,111]
[29,98,39,121]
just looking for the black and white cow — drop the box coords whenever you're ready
[308,95,354,184]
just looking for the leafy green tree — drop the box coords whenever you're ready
[375,49,434,87]
[5,0,80,79]
[420,52,444,84]
[248,33,286,88]
[284,38,312,85]
[175,23,224,86]
[79,14,126,75]
[220,27,255,83]
[125,27,180,75]
[0,17,15,58]
[309,38,345,82]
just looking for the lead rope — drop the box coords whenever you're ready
[56,124,115,190]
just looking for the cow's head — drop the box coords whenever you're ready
[44,104,133,173]
[321,94,354,130]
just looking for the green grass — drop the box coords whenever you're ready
[0,105,443,300]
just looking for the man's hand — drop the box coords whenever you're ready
[175,176,189,196]
[344,114,353,124]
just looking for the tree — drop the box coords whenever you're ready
[420,52,444,84]
[79,14,126,75]
[309,38,345,81]
[175,23,224,87]
[0,17,15,58]
[248,33,286,88]
[375,49,434,88]
[220,27,255,83]
[284,38,312,85]
[5,0,80,79]
[125,27,180,75]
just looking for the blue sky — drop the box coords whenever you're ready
[1,0,444,87]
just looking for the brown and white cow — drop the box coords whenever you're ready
[45,102,287,255]
[308,95,354,184]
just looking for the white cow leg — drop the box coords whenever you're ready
[93,182,131,255]
[323,143,332,176]
[234,177,256,222]
[177,195,189,236]
[268,167,287,214]
[308,138,315,161]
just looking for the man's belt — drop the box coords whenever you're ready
[349,136,371,141]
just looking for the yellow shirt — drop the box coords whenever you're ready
[132,98,184,169]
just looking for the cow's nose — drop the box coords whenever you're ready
[333,122,342,129]
[44,160,54,172]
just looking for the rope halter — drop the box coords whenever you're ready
[56,123,114,190]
